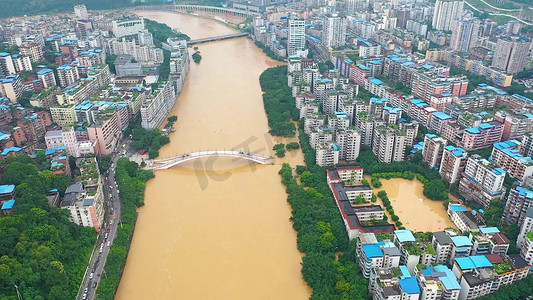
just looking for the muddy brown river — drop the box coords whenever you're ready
[115,11,311,300]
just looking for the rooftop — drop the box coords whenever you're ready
[363,244,383,258]
[399,277,420,294]
[1,199,15,209]
[455,255,493,270]
[0,184,15,195]
[451,235,473,247]
[395,229,416,243]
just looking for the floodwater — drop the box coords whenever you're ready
[366,176,456,232]
[115,11,310,300]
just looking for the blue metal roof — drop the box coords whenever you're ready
[433,112,452,120]
[456,255,493,270]
[449,204,468,212]
[369,77,384,85]
[479,123,493,129]
[433,265,461,290]
[362,244,383,258]
[479,227,500,234]
[1,147,22,156]
[0,185,15,194]
[1,199,15,209]
[399,265,411,278]
[516,186,533,199]
[399,277,420,294]
[465,127,480,134]
[451,236,473,247]
[395,229,415,243]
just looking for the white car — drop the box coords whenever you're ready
[90,272,94,279]
[107,241,111,247]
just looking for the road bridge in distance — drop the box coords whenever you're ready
[188,33,249,45]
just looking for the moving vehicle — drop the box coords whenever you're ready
[89,273,94,279]
[107,241,111,247]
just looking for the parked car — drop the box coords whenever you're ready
[140,151,146,155]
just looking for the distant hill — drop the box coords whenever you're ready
[0,0,221,18]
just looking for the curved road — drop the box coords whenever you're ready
[465,1,532,25]
[77,144,128,300]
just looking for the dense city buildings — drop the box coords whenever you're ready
[1,1,533,298]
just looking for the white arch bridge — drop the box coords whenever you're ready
[146,150,274,170]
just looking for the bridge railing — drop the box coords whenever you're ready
[151,150,272,164]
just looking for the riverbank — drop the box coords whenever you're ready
[95,158,154,299]
[260,65,370,298]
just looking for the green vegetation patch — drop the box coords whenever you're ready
[259,66,299,137]
[0,155,93,299]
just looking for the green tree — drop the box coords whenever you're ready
[98,155,112,174]
[423,180,448,200]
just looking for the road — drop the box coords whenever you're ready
[77,142,132,300]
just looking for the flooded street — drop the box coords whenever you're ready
[115,11,310,300]
[366,176,456,232]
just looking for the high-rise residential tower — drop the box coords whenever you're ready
[74,4,89,20]
[492,36,531,74]
[450,16,480,52]
[287,19,306,56]
[323,14,347,49]
[432,0,464,31]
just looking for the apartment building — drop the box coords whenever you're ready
[519,229,533,265]
[458,154,506,208]
[335,128,361,161]
[61,181,104,232]
[422,133,447,169]
[491,36,531,74]
[316,143,340,167]
[516,207,533,248]
[429,111,453,135]
[309,126,334,149]
[411,72,469,102]
[469,227,510,256]
[490,140,533,181]
[57,65,80,87]
[50,106,76,127]
[322,14,347,49]
[140,82,176,130]
[499,112,533,141]
[358,241,402,278]
[11,54,32,73]
[439,145,468,184]
[55,65,111,106]
[417,265,461,300]
[112,18,145,38]
[0,52,15,75]
[19,42,43,62]
[36,68,57,88]
[87,102,129,155]
[372,125,406,163]
[447,203,486,234]
[287,19,306,56]
[326,165,364,184]
[432,0,464,31]
[504,185,533,226]
[0,75,24,103]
